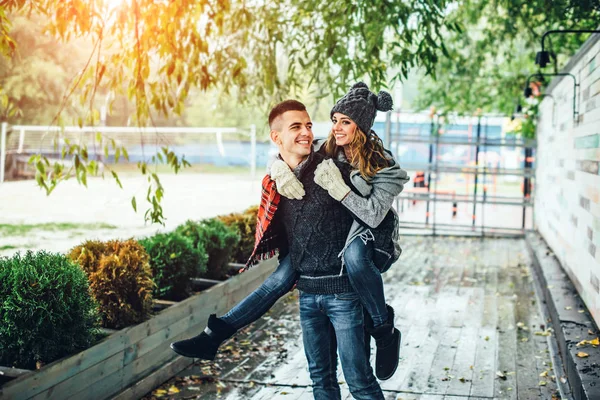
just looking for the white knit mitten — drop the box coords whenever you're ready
[314,159,351,201]
[270,160,305,200]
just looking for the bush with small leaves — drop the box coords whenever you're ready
[69,239,154,329]
[139,232,208,300]
[0,251,100,370]
[217,205,258,264]
[176,218,240,279]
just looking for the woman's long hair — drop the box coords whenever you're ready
[323,127,390,180]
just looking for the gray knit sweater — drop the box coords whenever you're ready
[276,151,355,294]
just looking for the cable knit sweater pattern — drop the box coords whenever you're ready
[276,152,355,294]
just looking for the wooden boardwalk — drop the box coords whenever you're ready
[143,237,561,400]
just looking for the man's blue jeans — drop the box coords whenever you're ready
[299,291,384,400]
[221,238,392,330]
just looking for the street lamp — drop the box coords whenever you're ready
[523,72,579,121]
[536,30,600,68]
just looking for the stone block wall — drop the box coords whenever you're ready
[535,34,600,327]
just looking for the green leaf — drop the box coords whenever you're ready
[111,170,123,189]
[131,196,137,212]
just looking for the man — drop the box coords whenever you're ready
[265,100,384,399]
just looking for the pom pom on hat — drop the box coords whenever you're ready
[351,82,369,90]
[376,91,393,112]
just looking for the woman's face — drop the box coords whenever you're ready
[331,112,357,147]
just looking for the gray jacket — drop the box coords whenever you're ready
[323,143,409,266]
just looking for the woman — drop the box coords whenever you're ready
[171,83,408,381]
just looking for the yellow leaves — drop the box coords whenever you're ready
[534,330,552,336]
[168,385,180,394]
[576,338,599,347]
[576,352,589,358]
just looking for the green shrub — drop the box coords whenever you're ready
[176,218,240,279]
[217,205,258,264]
[69,239,154,329]
[0,251,100,370]
[139,232,208,300]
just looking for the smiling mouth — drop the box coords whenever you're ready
[335,134,346,139]
[297,140,311,145]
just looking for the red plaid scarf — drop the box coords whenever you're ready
[243,174,281,270]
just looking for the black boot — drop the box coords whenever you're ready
[367,305,401,380]
[170,314,236,360]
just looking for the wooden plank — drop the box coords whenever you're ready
[494,294,518,399]
[514,270,543,400]
[0,331,128,400]
[112,355,192,400]
[425,327,461,395]
[124,310,199,364]
[247,386,308,400]
[30,351,124,400]
[444,327,478,397]
[469,326,497,398]
[64,368,124,400]
[399,325,442,394]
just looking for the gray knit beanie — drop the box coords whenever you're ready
[330,82,394,135]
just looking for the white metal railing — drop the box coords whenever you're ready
[0,123,257,183]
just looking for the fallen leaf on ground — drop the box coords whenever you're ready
[540,371,548,377]
[496,371,507,380]
[565,306,572,310]
[153,389,167,397]
[576,352,589,358]
[168,385,180,394]
[576,338,599,347]
[539,381,547,386]
[535,330,552,336]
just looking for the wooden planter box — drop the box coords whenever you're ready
[0,258,278,400]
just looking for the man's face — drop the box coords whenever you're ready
[270,110,314,161]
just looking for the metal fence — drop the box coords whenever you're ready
[383,112,536,238]
[0,123,259,183]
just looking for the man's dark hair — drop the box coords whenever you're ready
[268,100,307,128]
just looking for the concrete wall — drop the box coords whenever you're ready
[535,34,600,327]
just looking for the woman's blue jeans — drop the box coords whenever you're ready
[220,236,391,330]
[343,238,391,326]
[221,255,298,330]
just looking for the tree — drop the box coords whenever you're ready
[0,15,90,124]
[0,0,459,224]
[414,0,600,116]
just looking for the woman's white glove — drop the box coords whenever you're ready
[270,160,305,200]
[314,159,351,201]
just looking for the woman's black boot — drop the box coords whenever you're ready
[170,314,236,360]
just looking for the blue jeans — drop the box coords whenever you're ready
[299,291,384,400]
[221,255,298,330]
[343,238,392,327]
[221,238,392,330]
